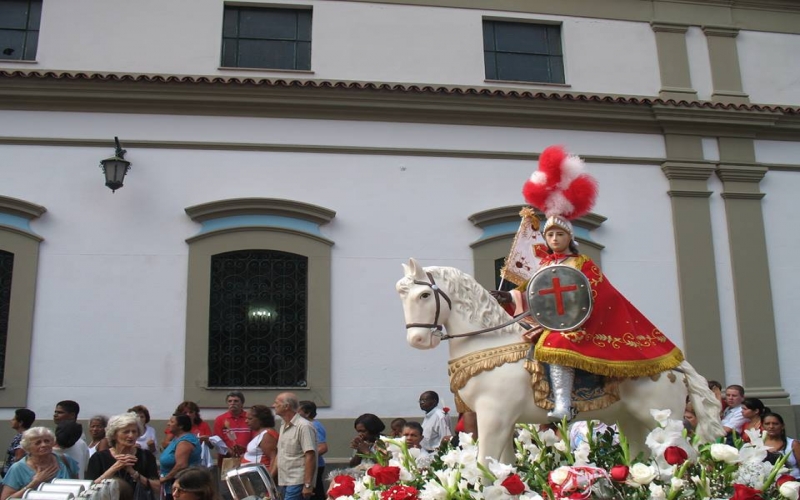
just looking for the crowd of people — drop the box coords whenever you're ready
[1,382,798,500]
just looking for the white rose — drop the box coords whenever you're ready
[554,440,567,452]
[780,481,800,500]
[648,483,666,500]
[629,463,658,485]
[549,466,571,485]
[710,443,740,464]
[670,477,685,491]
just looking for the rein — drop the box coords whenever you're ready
[405,272,531,340]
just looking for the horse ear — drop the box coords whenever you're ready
[401,263,411,276]
[408,258,427,280]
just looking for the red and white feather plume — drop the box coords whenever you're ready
[522,145,598,220]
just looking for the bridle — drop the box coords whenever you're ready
[405,272,531,340]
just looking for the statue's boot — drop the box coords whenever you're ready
[547,364,577,423]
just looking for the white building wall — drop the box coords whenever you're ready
[0,110,681,418]
[738,30,800,106]
[27,0,661,96]
[685,26,714,101]
[756,140,800,403]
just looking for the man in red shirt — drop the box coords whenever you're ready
[213,391,253,464]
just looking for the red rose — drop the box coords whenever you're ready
[328,475,356,498]
[501,474,526,495]
[368,465,401,486]
[380,485,419,500]
[778,474,796,487]
[442,406,450,414]
[609,465,629,482]
[664,446,688,465]
[731,483,763,500]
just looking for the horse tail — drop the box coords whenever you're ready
[680,360,725,443]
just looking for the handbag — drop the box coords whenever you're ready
[133,479,155,500]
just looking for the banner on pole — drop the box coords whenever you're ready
[499,207,545,287]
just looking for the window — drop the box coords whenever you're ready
[208,249,308,388]
[483,20,564,84]
[184,198,335,407]
[0,195,46,407]
[0,250,13,385]
[221,5,312,70]
[0,0,41,61]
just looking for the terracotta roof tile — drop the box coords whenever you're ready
[1,69,798,114]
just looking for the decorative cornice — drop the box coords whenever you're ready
[702,25,741,37]
[0,223,44,242]
[468,205,606,231]
[716,164,768,183]
[651,21,690,33]
[0,195,47,220]
[661,161,717,181]
[668,190,713,198]
[185,198,336,226]
[185,225,335,246]
[720,192,766,200]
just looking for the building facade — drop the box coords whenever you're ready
[1,0,799,459]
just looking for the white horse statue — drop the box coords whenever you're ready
[396,258,724,464]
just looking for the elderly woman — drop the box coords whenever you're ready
[160,414,202,500]
[241,405,278,468]
[1,427,79,500]
[3,409,35,476]
[86,413,160,498]
[88,415,110,457]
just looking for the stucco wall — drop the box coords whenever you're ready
[0,109,686,419]
[738,30,800,106]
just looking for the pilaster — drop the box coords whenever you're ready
[702,26,749,104]
[661,134,724,382]
[651,22,698,101]
[715,137,788,405]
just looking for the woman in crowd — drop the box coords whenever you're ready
[3,408,35,476]
[172,467,219,500]
[160,414,203,500]
[162,402,212,449]
[349,413,385,467]
[88,415,110,457]
[86,413,160,497]
[763,412,800,478]
[299,401,328,500]
[129,405,159,454]
[1,427,79,500]
[241,405,278,468]
[740,398,768,441]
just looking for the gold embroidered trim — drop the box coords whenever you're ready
[448,343,532,413]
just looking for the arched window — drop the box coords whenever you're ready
[0,195,46,407]
[184,198,335,407]
[469,205,605,291]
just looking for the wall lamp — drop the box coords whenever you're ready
[99,137,131,193]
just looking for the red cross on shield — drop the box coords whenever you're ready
[526,265,593,331]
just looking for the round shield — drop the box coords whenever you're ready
[526,265,592,331]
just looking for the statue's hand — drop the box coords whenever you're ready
[490,290,512,304]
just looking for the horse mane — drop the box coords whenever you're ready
[398,266,526,337]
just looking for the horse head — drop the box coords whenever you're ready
[396,258,451,350]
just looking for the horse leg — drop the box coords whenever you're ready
[476,405,517,464]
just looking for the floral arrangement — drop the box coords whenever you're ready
[327,410,800,500]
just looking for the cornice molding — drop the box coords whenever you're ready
[651,21,690,33]
[185,225,335,246]
[185,198,336,226]
[668,190,713,198]
[720,192,766,200]
[702,25,741,37]
[661,161,717,180]
[0,223,44,242]
[468,205,607,231]
[0,195,47,220]
[716,164,768,183]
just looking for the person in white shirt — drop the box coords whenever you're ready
[418,391,451,452]
[53,400,89,479]
[720,384,748,435]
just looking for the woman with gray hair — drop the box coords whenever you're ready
[86,413,159,498]
[1,427,78,500]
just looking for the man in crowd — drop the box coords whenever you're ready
[53,400,89,478]
[213,391,252,464]
[721,384,748,435]
[418,390,451,452]
[272,392,317,500]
